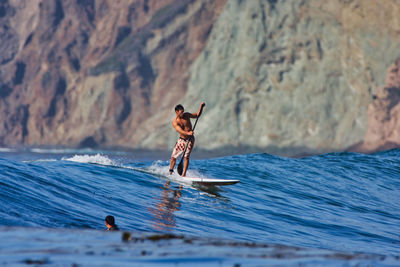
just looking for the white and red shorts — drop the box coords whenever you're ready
[171,136,195,159]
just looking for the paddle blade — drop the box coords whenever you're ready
[177,159,184,176]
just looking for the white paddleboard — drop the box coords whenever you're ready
[178,177,239,186]
[130,166,239,186]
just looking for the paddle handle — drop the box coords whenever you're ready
[177,116,199,175]
[192,116,199,132]
[190,102,204,133]
[181,116,199,155]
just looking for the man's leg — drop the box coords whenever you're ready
[182,137,194,177]
[169,157,176,175]
[182,157,189,177]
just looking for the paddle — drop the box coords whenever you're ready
[177,116,199,176]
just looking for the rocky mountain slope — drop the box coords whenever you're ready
[0,0,399,156]
[350,59,400,153]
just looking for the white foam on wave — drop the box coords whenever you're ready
[23,159,58,163]
[146,160,205,181]
[30,148,99,154]
[146,160,170,176]
[0,148,16,152]
[62,154,117,166]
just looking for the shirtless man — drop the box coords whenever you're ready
[169,102,205,177]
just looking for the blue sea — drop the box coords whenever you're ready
[0,147,399,266]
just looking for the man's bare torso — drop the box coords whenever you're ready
[174,113,193,138]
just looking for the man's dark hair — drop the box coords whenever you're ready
[175,104,184,112]
[105,215,115,226]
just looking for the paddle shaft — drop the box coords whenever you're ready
[177,116,199,175]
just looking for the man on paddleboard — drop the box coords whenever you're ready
[169,102,205,177]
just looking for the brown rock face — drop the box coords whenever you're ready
[351,59,400,153]
[0,0,226,148]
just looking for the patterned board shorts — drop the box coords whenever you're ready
[171,136,195,159]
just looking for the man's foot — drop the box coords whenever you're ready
[169,169,174,175]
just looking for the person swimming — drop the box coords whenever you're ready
[105,215,119,231]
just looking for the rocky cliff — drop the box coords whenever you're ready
[0,0,399,156]
[350,59,400,153]
[0,0,226,149]
[179,0,400,155]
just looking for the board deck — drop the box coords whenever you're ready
[177,177,239,186]
[129,166,239,186]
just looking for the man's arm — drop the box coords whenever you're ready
[172,120,193,136]
[190,102,206,118]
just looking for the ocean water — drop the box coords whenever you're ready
[0,148,399,266]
